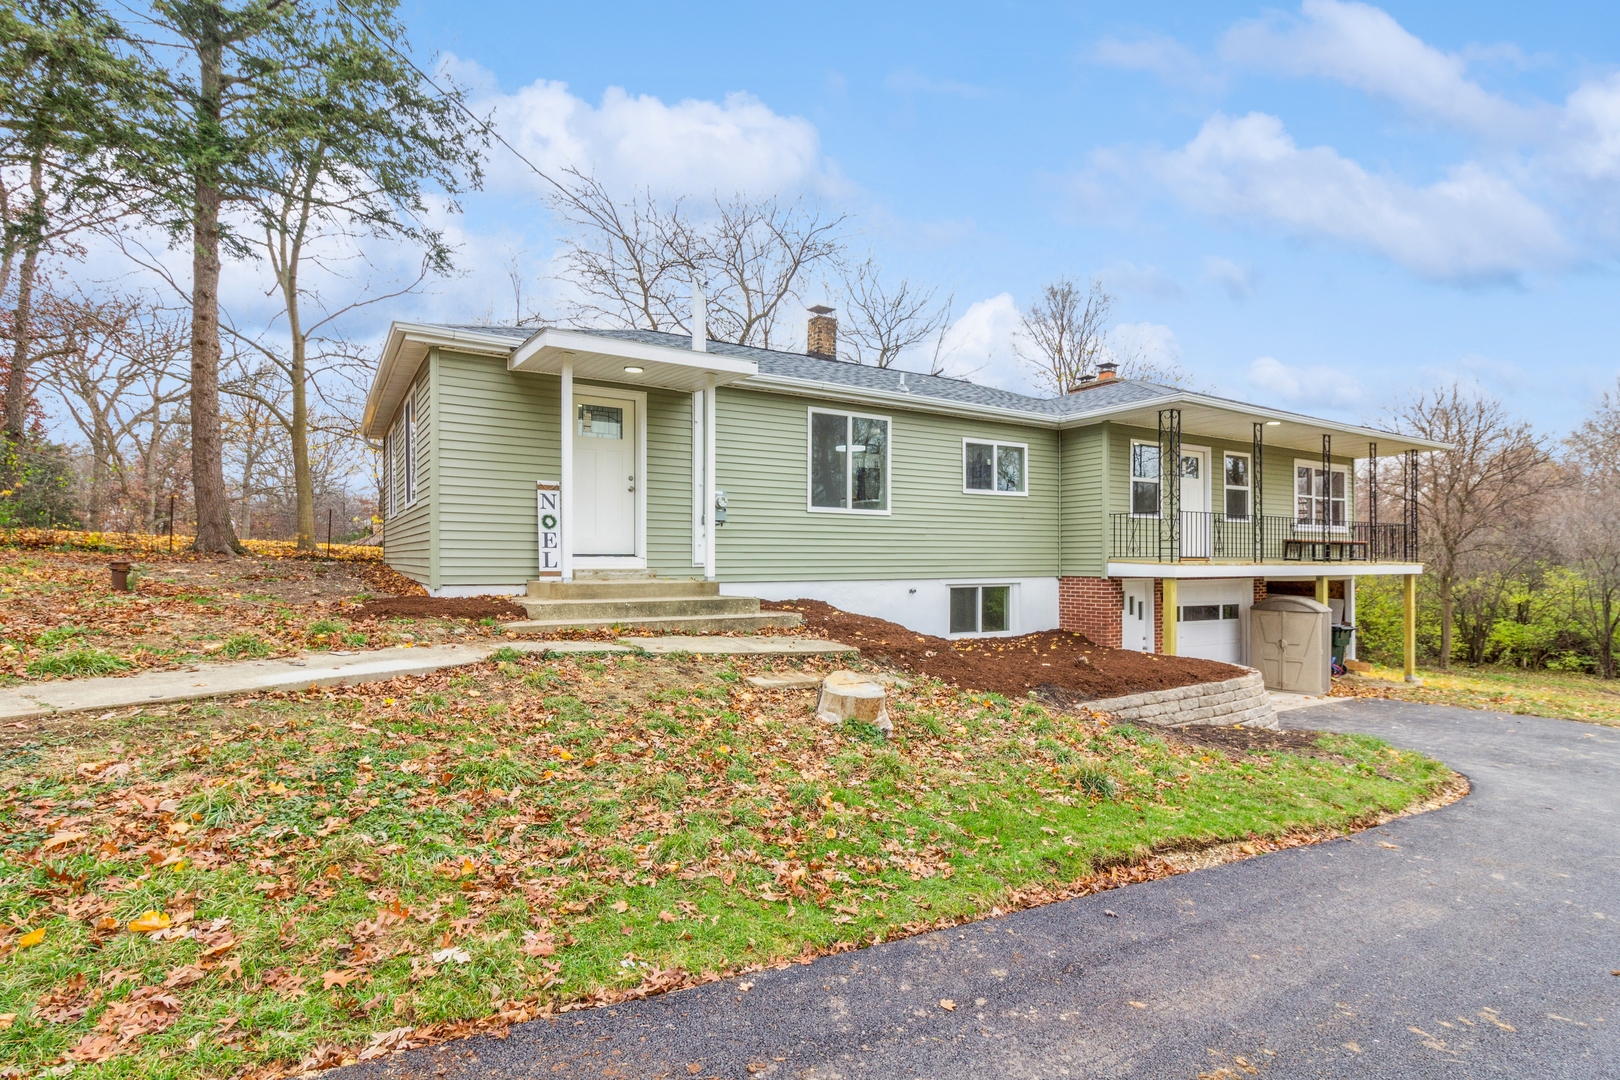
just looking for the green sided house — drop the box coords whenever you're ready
[361,312,1442,672]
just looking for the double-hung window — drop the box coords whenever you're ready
[809,408,889,512]
[402,396,416,505]
[1224,452,1251,520]
[963,439,1027,494]
[1130,441,1161,516]
[1295,461,1347,527]
[950,585,1010,634]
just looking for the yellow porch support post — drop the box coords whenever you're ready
[1403,573,1420,684]
[1315,576,1329,606]
[1161,578,1177,655]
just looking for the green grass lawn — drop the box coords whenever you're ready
[1,650,1452,1078]
[1338,663,1620,725]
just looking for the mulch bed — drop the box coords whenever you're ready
[351,596,528,622]
[1149,723,1326,755]
[764,599,1244,700]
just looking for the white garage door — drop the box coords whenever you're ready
[1177,579,1249,664]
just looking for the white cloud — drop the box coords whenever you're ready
[1111,321,1181,370]
[450,57,831,199]
[1202,256,1255,299]
[1091,35,1222,93]
[926,293,1030,391]
[1247,355,1363,407]
[1155,112,1568,281]
[1220,0,1536,137]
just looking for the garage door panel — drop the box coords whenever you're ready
[1177,580,1248,664]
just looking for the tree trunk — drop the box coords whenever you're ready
[4,152,45,443]
[187,23,242,555]
[1437,576,1453,670]
[289,293,315,549]
[1602,592,1615,680]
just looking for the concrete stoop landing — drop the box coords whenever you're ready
[504,573,802,635]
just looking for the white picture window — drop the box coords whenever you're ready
[402,396,416,505]
[950,585,1010,634]
[963,439,1027,494]
[1295,461,1347,527]
[1130,441,1160,516]
[1224,452,1251,520]
[809,408,890,513]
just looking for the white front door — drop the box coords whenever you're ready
[1176,579,1248,664]
[1122,579,1153,652]
[1179,447,1211,558]
[574,395,638,556]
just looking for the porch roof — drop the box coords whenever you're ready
[506,327,756,392]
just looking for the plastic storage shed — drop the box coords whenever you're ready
[1249,595,1331,694]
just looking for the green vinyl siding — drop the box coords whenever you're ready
[645,388,702,579]
[1058,426,1108,577]
[712,387,1059,581]
[381,365,431,583]
[435,350,558,587]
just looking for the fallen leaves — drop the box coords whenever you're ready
[127,911,171,934]
[322,968,367,990]
[939,998,956,1011]
[16,926,45,947]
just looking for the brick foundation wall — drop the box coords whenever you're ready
[1058,577,1124,646]
[1253,577,1267,604]
[1154,579,1165,654]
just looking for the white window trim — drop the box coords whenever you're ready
[961,437,1029,496]
[401,395,416,506]
[384,430,395,518]
[1129,438,1163,519]
[1223,450,1252,522]
[806,406,893,516]
[946,581,1019,639]
[1292,458,1350,531]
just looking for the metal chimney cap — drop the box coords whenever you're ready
[808,305,835,315]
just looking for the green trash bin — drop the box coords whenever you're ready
[1331,624,1354,668]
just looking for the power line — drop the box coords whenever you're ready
[331,0,567,198]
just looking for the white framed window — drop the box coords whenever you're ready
[808,407,890,514]
[1223,452,1251,520]
[949,585,1011,635]
[1130,440,1161,516]
[1294,460,1347,527]
[402,395,416,505]
[963,439,1027,495]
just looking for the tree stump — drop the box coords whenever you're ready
[815,670,891,734]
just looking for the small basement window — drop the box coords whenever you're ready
[1180,604,1242,622]
[963,440,1027,494]
[950,585,1010,634]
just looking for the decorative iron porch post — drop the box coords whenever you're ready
[1405,449,1419,562]
[1159,409,1181,562]
[1367,441,1378,557]
[1252,422,1265,562]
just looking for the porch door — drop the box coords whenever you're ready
[1179,448,1211,558]
[1122,579,1153,652]
[574,395,638,556]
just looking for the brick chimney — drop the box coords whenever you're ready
[806,306,837,360]
[1096,361,1118,382]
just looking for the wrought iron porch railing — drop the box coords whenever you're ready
[1109,512,1418,564]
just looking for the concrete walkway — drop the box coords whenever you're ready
[0,636,856,722]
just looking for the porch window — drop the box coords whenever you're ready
[1295,461,1347,526]
[950,585,1010,634]
[1130,442,1160,516]
[964,440,1027,494]
[809,408,889,512]
[1224,452,1251,520]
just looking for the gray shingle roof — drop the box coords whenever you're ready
[448,324,1182,419]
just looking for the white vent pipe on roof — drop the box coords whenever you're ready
[692,276,707,352]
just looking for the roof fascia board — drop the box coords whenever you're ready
[509,327,756,378]
[364,324,519,437]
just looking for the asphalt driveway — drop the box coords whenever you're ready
[347,700,1619,1079]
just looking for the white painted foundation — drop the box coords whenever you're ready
[722,576,1061,639]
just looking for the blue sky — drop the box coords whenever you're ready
[385,0,1620,435]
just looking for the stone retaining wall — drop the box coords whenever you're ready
[1082,670,1277,730]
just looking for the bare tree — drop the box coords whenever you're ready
[837,257,951,368]
[548,172,845,348]
[1556,383,1620,677]
[1390,383,1553,669]
[1015,276,1115,395]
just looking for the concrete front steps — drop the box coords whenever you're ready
[504,574,801,635]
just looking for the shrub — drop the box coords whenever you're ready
[27,648,131,678]
[223,634,272,659]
